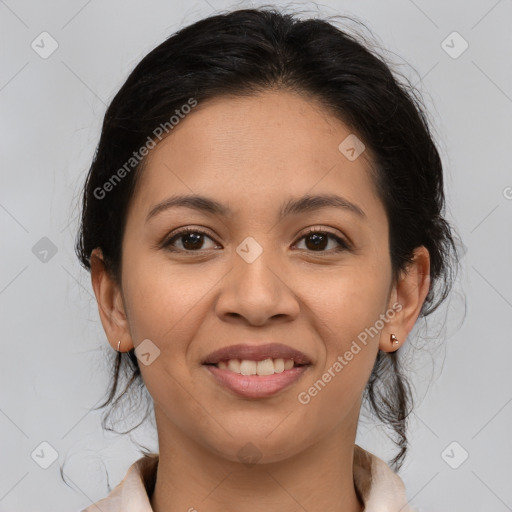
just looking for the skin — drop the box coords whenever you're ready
[90,89,430,512]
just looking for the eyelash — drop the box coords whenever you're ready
[161,226,351,254]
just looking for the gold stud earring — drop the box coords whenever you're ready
[117,340,121,352]
[390,334,399,346]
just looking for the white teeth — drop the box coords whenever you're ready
[273,358,285,373]
[256,358,274,376]
[240,360,257,375]
[227,359,240,372]
[215,358,297,375]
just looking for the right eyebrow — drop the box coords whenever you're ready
[145,192,366,224]
[146,195,230,224]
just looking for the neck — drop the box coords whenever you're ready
[150,409,364,512]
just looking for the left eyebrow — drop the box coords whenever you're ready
[145,193,366,224]
[279,193,366,220]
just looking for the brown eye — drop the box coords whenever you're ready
[162,227,349,254]
[295,229,349,252]
[164,228,219,251]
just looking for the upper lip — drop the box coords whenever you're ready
[202,343,312,365]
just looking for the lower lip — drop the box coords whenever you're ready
[204,364,309,399]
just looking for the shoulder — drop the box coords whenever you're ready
[353,444,417,512]
[80,453,159,512]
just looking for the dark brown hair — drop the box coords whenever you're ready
[74,6,461,471]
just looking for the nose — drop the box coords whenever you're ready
[214,243,300,326]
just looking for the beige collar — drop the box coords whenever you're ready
[81,445,415,512]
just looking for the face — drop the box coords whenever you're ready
[104,90,399,463]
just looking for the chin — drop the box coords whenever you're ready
[203,430,305,466]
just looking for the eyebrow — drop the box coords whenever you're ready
[145,193,366,224]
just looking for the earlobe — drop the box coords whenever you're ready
[379,246,431,352]
[90,248,133,352]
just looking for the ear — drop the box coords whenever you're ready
[379,246,431,352]
[90,248,133,352]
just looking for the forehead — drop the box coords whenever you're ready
[127,89,384,224]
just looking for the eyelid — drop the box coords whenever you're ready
[161,225,352,253]
[160,225,219,249]
[297,226,351,246]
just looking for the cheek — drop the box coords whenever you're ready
[305,263,390,345]
[121,260,212,425]
[122,257,218,345]
[296,264,388,392]
[293,273,384,434]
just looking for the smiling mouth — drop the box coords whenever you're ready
[203,358,310,399]
[203,357,308,376]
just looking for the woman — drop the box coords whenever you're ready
[74,6,460,511]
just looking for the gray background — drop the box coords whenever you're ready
[1,0,511,511]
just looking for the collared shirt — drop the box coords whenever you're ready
[80,444,416,512]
